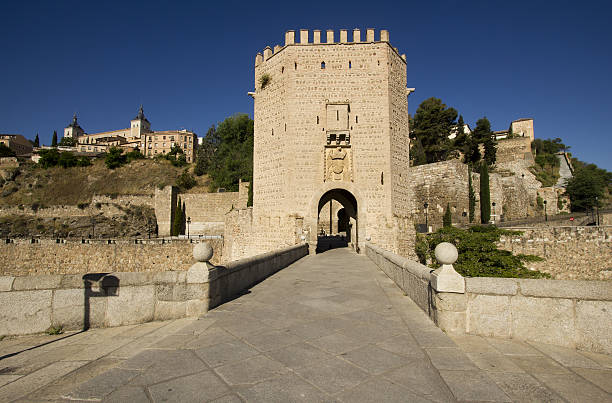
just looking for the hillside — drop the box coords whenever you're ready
[0,158,211,209]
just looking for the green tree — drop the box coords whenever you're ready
[464,136,481,165]
[77,156,91,167]
[176,169,197,190]
[172,196,183,236]
[51,131,58,147]
[105,147,127,169]
[409,137,427,166]
[58,136,77,147]
[453,115,467,149]
[125,150,145,162]
[33,133,40,147]
[468,166,476,223]
[208,114,254,192]
[58,152,78,168]
[195,125,220,175]
[182,201,186,234]
[443,203,452,227]
[247,180,253,207]
[479,162,491,224]
[473,117,496,165]
[0,144,16,157]
[565,164,610,212]
[411,97,457,163]
[38,148,60,168]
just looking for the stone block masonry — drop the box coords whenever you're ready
[0,243,308,336]
[366,242,612,355]
[497,226,612,280]
[0,238,223,277]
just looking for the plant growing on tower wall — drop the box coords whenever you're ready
[259,73,271,89]
[468,166,476,223]
[480,162,491,224]
[443,203,452,227]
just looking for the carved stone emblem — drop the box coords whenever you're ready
[325,146,352,182]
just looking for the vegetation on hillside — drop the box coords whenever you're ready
[410,97,496,167]
[0,158,209,208]
[565,160,611,212]
[194,114,253,195]
[415,226,548,278]
[0,144,16,157]
[529,138,568,187]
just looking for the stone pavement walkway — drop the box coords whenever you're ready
[1,248,611,402]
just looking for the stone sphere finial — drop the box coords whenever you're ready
[193,242,213,263]
[434,242,458,265]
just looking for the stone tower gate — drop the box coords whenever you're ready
[249,28,415,257]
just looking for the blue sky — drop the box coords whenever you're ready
[1,0,611,170]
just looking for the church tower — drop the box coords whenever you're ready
[63,113,85,139]
[130,105,151,139]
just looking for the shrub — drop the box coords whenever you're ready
[58,152,78,168]
[38,148,60,168]
[125,150,145,162]
[77,156,92,167]
[45,325,63,335]
[418,226,548,278]
[259,73,271,89]
[176,169,197,190]
[0,143,16,157]
[77,202,89,209]
[443,203,452,227]
[105,147,127,169]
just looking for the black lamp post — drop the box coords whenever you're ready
[187,216,191,239]
[424,202,429,232]
[492,202,496,224]
[595,196,600,226]
[544,200,548,222]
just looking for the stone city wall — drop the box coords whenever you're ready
[366,243,612,355]
[0,194,154,219]
[155,182,248,237]
[495,137,532,164]
[497,226,612,280]
[0,239,224,277]
[0,243,308,336]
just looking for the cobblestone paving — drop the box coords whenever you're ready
[1,248,611,402]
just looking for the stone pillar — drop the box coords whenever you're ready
[255,53,263,67]
[313,30,321,44]
[353,28,361,42]
[380,29,389,42]
[186,242,216,316]
[263,46,272,60]
[326,29,334,43]
[300,29,309,44]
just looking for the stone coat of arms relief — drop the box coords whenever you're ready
[324,145,353,182]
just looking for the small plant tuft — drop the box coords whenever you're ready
[259,73,271,89]
[45,325,63,335]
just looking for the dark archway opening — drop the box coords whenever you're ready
[316,189,357,253]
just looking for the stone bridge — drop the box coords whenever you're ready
[1,247,610,402]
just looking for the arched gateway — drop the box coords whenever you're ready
[316,189,358,252]
[233,29,416,260]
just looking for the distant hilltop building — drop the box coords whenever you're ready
[0,134,33,156]
[63,106,197,163]
[493,118,534,141]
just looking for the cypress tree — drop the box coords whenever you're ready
[51,131,58,147]
[172,196,182,236]
[34,133,40,147]
[479,162,491,224]
[443,203,452,227]
[181,201,186,235]
[468,166,476,223]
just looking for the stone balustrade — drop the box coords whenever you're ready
[0,242,308,337]
[365,242,612,355]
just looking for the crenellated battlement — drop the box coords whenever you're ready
[255,28,403,66]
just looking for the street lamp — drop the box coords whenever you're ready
[492,202,496,224]
[595,196,600,226]
[543,200,548,222]
[187,216,191,239]
[424,202,429,232]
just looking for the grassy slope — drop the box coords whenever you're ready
[1,159,211,208]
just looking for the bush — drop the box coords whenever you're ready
[417,226,548,278]
[125,150,145,162]
[58,137,77,147]
[0,143,16,157]
[77,156,92,167]
[443,203,452,227]
[38,148,60,168]
[45,325,63,335]
[176,169,197,190]
[58,152,78,168]
[105,147,127,169]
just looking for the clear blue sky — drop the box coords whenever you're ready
[1,1,611,170]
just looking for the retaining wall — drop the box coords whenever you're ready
[0,243,308,336]
[365,243,612,355]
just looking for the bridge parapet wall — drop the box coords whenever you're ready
[0,243,308,337]
[365,243,612,355]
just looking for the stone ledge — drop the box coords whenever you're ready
[0,276,14,291]
[12,275,63,291]
[518,279,612,300]
[465,277,518,296]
